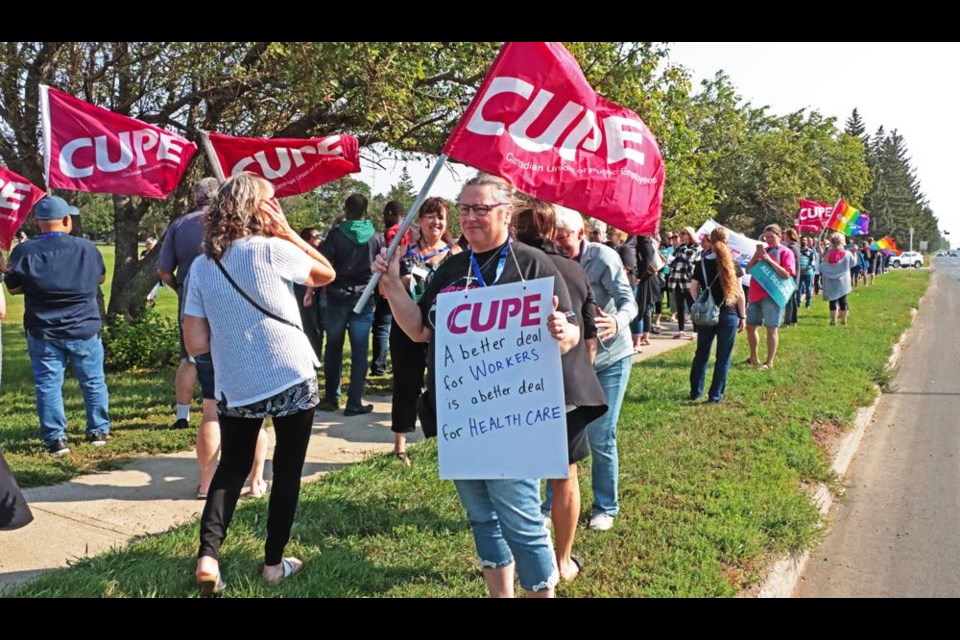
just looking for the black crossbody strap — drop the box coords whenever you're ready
[701,259,720,290]
[213,259,302,331]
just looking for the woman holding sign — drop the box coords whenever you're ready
[744,224,796,370]
[373,173,580,598]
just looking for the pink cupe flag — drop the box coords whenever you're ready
[0,166,46,250]
[40,85,197,198]
[796,199,831,233]
[205,132,361,197]
[443,42,665,236]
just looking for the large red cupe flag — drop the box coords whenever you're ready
[205,132,361,198]
[40,85,197,199]
[443,42,665,236]
[0,166,45,250]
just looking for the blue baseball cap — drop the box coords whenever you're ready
[33,196,79,221]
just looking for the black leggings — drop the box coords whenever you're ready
[829,296,849,311]
[198,407,315,566]
[390,323,427,434]
[674,285,694,332]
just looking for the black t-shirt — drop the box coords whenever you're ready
[5,234,105,339]
[416,240,575,435]
[521,237,606,422]
[691,254,742,313]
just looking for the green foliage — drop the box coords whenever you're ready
[862,126,942,249]
[102,308,180,372]
[686,73,872,237]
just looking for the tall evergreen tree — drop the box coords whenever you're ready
[845,108,869,145]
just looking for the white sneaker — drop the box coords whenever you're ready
[589,514,614,531]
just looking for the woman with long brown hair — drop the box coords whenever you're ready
[182,173,336,594]
[688,227,746,403]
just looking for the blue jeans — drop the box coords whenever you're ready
[26,333,111,446]
[323,298,374,411]
[545,354,633,517]
[370,296,392,374]
[689,310,738,402]
[455,478,558,592]
[798,273,813,308]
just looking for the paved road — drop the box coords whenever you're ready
[795,262,960,597]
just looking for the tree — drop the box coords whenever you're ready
[844,108,868,144]
[863,129,942,249]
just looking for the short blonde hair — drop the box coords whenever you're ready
[829,232,845,249]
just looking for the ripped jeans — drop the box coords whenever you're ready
[454,478,559,592]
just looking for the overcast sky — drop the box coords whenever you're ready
[357,42,959,241]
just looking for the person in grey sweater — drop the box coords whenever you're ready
[554,207,637,532]
[819,232,855,326]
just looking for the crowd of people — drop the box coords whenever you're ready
[1,172,894,596]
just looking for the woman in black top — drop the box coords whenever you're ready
[634,235,663,348]
[517,200,607,583]
[688,227,746,403]
[373,173,579,598]
[607,228,643,352]
[389,197,460,466]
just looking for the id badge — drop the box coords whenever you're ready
[411,265,429,280]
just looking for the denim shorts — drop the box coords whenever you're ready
[454,478,559,592]
[194,353,216,400]
[746,296,784,328]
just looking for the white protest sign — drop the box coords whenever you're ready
[696,219,763,269]
[435,276,568,480]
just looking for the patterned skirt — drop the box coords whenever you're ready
[218,377,320,419]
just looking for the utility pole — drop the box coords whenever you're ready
[910,227,915,252]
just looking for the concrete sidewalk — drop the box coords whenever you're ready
[0,325,695,593]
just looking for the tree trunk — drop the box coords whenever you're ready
[106,194,157,321]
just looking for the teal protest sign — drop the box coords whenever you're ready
[747,259,797,308]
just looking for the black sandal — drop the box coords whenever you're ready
[394,452,411,467]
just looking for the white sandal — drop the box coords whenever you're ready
[264,557,303,584]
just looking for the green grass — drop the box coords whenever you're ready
[1,244,386,487]
[3,268,929,597]
[2,245,190,486]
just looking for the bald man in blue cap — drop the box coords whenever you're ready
[4,195,111,456]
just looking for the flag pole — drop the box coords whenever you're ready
[819,197,843,243]
[199,131,226,183]
[352,153,449,314]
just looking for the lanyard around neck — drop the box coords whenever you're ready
[34,232,67,240]
[469,241,509,288]
[409,242,451,262]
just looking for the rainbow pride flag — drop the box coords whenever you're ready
[853,213,870,236]
[871,236,897,251]
[827,198,860,234]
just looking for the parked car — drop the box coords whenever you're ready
[937,250,946,256]
[949,250,958,257]
[890,251,924,268]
